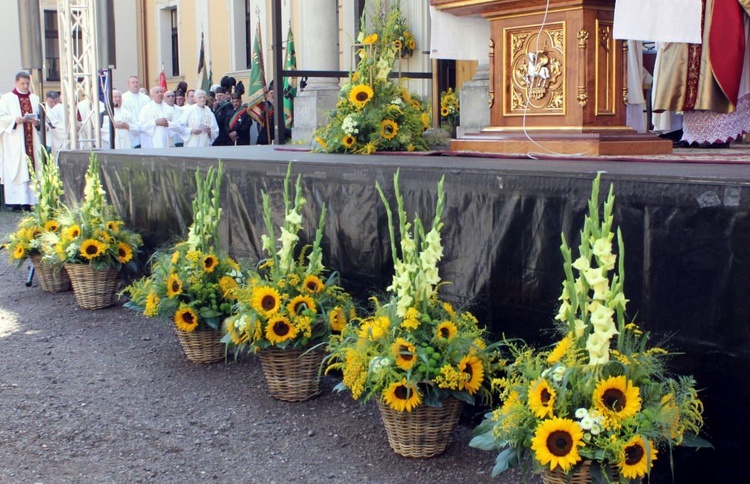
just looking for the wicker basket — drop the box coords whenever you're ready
[541,460,620,484]
[30,255,71,293]
[376,397,463,458]
[258,347,325,402]
[64,263,119,310]
[175,328,224,364]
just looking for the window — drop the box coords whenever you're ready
[170,8,180,76]
[44,10,60,81]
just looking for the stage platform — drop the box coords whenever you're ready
[58,145,750,481]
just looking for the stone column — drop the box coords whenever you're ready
[457,63,490,137]
[292,0,340,143]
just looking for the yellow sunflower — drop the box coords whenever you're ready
[380,119,399,140]
[79,239,106,260]
[44,220,60,232]
[144,291,160,317]
[329,306,347,333]
[106,220,121,233]
[593,375,642,423]
[441,106,450,117]
[64,225,81,240]
[219,276,239,300]
[392,338,417,371]
[394,39,403,50]
[435,321,458,341]
[342,134,356,149]
[251,285,282,316]
[171,251,180,264]
[528,378,556,419]
[618,435,657,479]
[315,136,327,149]
[458,354,484,394]
[287,294,317,316]
[265,315,298,344]
[531,417,584,472]
[166,273,183,298]
[26,226,42,240]
[117,242,133,264]
[174,306,199,332]
[421,112,431,129]
[547,335,573,364]
[383,379,422,412]
[362,33,378,45]
[12,245,25,260]
[349,84,374,109]
[303,275,325,294]
[202,254,218,273]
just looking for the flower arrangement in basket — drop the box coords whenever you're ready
[124,163,245,364]
[41,154,142,308]
[314,0,430,154]
[470,175,708,482]
[439,88,460,133]
[326,171,498,458]
[2,152,71,292]
[223,164,355,401]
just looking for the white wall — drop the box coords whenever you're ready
[0,0,26,94]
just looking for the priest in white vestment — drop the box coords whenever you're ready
[109,90,139,149]
[121,76,151,148]
[139,86,179,149]
[0,72,42,207]
[44,91,67,157]
[177,89,219,147]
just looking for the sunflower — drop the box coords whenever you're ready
[12,245,25,260]
[547,335,573,364]
[79,239,106,260]
[435,321,458,341]
[117,242,134,264]
[106,220,121,233]
[144,291,160,317]
[383,379,422,412]
[458,354,484,394]
[342,134,356,148]
[315,136,327,149]
[202,254,218,273]
[530,417,584,472]
[174,306,199,332]
[593,375,641,423]
[219,276,239,300]
[44,220,60,232]
[303,275,325,293]
[528,378,556,418]
[287,294,317,316]
[166,273,183,298]
[392,338,417,370]
[441,106,450,117]
[329,306,347,332]
[265,315,298,344]
[380,119,399,140]
[394,39,403,50]
[362,33,378,45]
[64,224,81,240]
[349,84,374,109]
[170,251,180,265]
[421,112,431,129]
[251,285,282,316]
[618,435,657,479]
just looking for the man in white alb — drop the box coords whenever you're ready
[177,89,218,147]
[139,85,178,149]
[0,71,42,209]
[121,76,150,148]
[45,91,67,157]
[109,90,139,149]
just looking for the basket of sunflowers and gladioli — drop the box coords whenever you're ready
[222,163,356,402]
[3,152,70,292]
[439,88,460,136]
[326,170,498,458]
[124,163,246,364]
[42,153,141,309]
[470,174,708,483]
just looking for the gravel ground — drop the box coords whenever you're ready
[0,210,536,484]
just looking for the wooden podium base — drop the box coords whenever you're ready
[451,131,673,156]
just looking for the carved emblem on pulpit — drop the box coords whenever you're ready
[506,23,565,116]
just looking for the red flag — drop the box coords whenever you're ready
[159,64,168,90]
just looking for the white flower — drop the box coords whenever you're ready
[592,237,612,257]
[401,236,415,254]
[590,423,602,435]
[580,416,594,430]
[572,256,590,272]
[261,234,274,253]
[369,356,392,374]
[598,252,617,271]
[556,300,571,322]
[586,332,610,365]
[590,303,618,339]
[574,319,586,338]
[285,209,302,226]
[575,408,589,419]
[551,366,566,383]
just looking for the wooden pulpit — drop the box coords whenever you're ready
[431,0,671,155]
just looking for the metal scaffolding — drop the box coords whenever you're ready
[57,0,102,150]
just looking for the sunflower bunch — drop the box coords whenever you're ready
[470,175,707,482]
[222,163,355,352]
[326,171,498,412]
[439,88,460,129]
[314,0,430,154]
[123,163,245,333]
[390,1,415,58]
[3,152,64,266]
[41,153,141,270]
